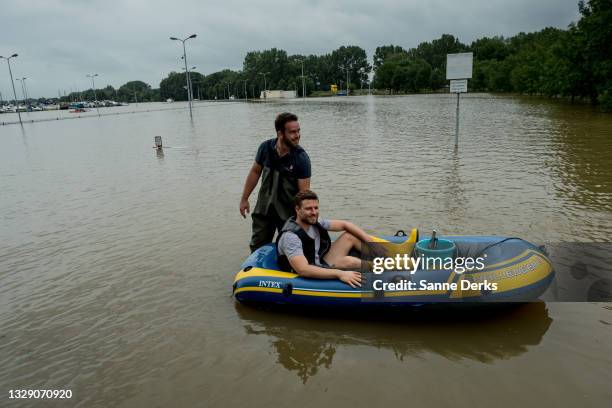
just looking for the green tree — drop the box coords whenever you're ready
[243,48,290,90]
[372,56,397,90]
[159,73,205,101]
[373,53,432,92]
[373,45,407,72]
[198,69,240,99]
[330,45,371,92]
[160,72,189,101]
[574,0,612,108]
[509,28,567,95]
[487,59,514,92]
[119,80,158,102]
[471,36,509,61]
[409,34,467,89]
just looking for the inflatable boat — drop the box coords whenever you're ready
[233,231,554,307]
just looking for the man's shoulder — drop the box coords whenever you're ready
[292,144,309,156]
[255,139,276,164]
[318,218,331,230]
[291,146,310,178]
[291,145,310,168]
[279,230,301,243]
[258,138,276,150]
[278,231,303,255]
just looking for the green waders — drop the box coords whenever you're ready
[250,165,299,252]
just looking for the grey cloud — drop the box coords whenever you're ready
[0,0,580,98]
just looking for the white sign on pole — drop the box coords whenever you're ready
[446,52,473,148]
[450,79,468,93]
[446,52,473,80]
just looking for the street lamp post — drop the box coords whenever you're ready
[308,74,320,92]
[340,65,350,95]
[170,33,197,118]
[16,78,26,101]
[86,73,100,116]
[182,66,196,102]
[1,54,22,124]
[23,77,29,101]
[243,79,248,102]
[258,72,269,99]
[359,68,365,94]
[347,67,350,95]
[17,77,30,103]
[300,60,306,100]
[190,78,201,101]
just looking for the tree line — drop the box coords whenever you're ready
[158,45,370,101]
[372,0,610,109]
[51,0,610,110]
[56,80,159,104]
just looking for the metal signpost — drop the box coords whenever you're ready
[446,52,473,147]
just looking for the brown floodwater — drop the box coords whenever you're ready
[1,95,611,407]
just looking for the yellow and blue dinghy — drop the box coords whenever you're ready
[233,233,554,307]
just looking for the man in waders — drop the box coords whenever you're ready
[240,112,311,252]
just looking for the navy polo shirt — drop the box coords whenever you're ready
[255,139,311,179]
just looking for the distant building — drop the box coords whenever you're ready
[259,90,296,99]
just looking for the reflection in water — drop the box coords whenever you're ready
[442,147,467,225]
[17,124,30,164]
[155,148,165,161]
[245,324,335,384]
[237,302,552,383]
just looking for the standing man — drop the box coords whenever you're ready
[240,112,311,252]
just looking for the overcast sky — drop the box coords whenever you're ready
[1,0,581,99]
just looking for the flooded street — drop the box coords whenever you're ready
[1,95,611,406]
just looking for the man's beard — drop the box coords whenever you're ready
[281,134,297,149]
[303,216,317,225]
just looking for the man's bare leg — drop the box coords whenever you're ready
[323,232,367,269]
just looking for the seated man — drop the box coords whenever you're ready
[276,190,377,288]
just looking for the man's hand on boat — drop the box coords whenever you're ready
[287,255,362,288]
[337,270,363,288]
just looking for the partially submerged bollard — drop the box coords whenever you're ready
[154,136,163,149]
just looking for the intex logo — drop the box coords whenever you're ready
[258,280,281,288]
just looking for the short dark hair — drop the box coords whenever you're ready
[295,190,318,208]
[275,112,298,133]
